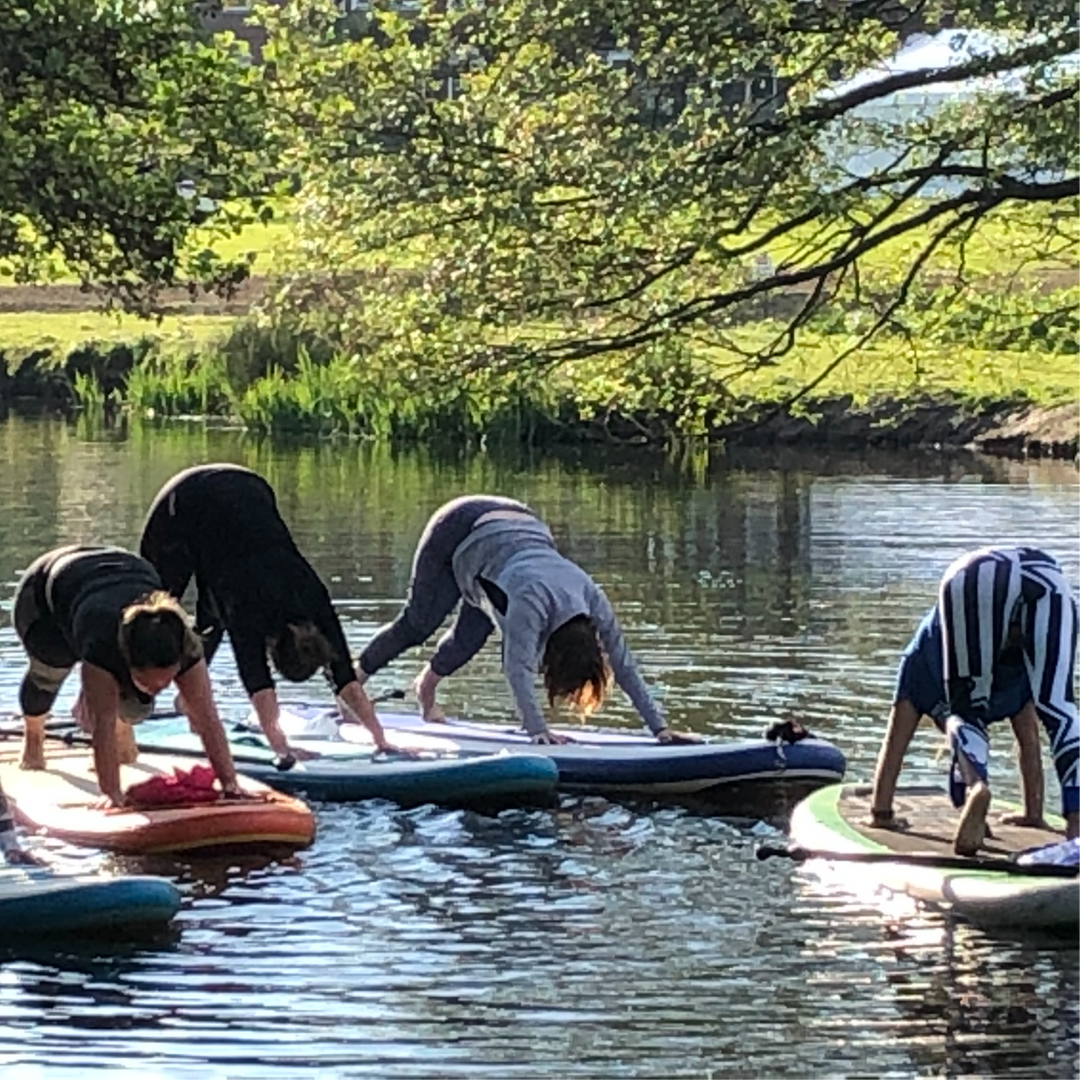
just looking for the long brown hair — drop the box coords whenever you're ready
[119,591,203,669]
[270,620,334,683]
[541,615,611,715]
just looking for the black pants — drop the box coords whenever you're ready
[12,554,77,716]
[358,496,528,678]
[140,469,280,667]
[11,555,152,720]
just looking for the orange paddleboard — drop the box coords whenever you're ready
[0,745,316,855]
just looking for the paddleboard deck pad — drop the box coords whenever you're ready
[136,723,560,809]
[0,746,316,855]
[0,866,182,936]
[790,784,1078,928]
[264,704,847,807]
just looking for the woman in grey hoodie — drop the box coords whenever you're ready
[358,496,686,744]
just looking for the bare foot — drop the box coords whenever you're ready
[864,815,910,832]
[412,667,446,722]
[3,846,44,867]
[954,782,991,856]
[19,739,46,771]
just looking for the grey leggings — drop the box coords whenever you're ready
[358,495,530,678]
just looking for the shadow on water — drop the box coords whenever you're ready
[882,917,1080,1080]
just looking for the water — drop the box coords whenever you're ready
[0,415,1076,1079]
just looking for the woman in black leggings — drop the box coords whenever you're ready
[140,464,394,762]
[13,544,242,806]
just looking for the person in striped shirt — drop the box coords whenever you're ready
[870,546,1079,855]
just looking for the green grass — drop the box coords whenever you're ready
[707,339,1079,406]
[1,195,1072,295]
[0,312,234,354]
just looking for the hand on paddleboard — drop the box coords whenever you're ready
[1000,812,1051,830]
[221,785,260,801]
[656,728,702,745]
[376,743,421,759]
[531,730,573,745]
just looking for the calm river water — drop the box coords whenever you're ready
[0,415,1076,1080]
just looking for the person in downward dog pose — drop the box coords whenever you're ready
[13,545,243,807]
[869,546,1079,854]
[140,464,393,765]
[357,495,692,745]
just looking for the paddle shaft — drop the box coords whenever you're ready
[757,842,1079,879]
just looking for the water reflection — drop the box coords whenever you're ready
[0,416,1075,1078]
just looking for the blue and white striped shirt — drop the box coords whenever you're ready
[939,546,1079,815]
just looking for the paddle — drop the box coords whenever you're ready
[756,842,1079,879]
[0,716,80,739]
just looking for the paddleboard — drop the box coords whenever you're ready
[789,783,1078,929]
[0,866,182,936]
[135,723,560,809]
[0,745,316,855]
[266,703,848,805]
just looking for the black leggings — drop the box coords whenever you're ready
[12,556,76,716]
[358,496,528,678]
[139,471,281,667]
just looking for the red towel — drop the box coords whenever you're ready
[126,764,221,809]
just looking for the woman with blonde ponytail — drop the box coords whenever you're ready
[12,545,242,807]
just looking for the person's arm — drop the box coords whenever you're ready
[174,660,242,795]
[500,608,559,741]
[868,698,922,827]
[306,578,361,698]
[249,687,290,757]
[590,588,669,737]
[81,663,124,806]
[230,620,276,700]
[1002,702,1047,827]
[337,679,391,751]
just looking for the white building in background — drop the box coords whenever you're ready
[822,29,1079,191]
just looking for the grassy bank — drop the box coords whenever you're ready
[2,310,1076,452]
[1,199,1074,449]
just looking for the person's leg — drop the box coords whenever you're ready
[139,490,196,599]
[13,569,73,769]
[358,496,524,678]
[114,719,139,766]
[194,581,226,667]
[945,716,991,855]
[18,654,71,770]
[414,603,496,720]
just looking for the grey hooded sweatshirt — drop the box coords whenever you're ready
[451,514,666,737]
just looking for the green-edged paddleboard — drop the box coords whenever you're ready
[789,784,1078,929]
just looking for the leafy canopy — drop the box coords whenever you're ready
[259,0,1078,387]
[0,0,269,307]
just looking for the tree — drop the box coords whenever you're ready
[0,0,269,308]
[260,0,1078,410]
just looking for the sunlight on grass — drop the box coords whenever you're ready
[0,312,234,353]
